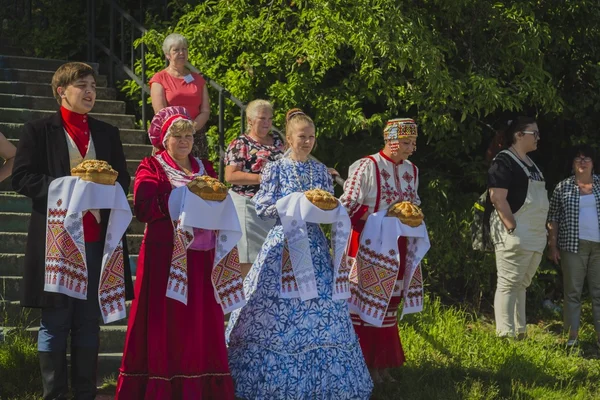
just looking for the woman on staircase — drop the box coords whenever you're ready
[150,33,211,159]
[224,99,285,277]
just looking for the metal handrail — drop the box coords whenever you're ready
[86,0,345,186]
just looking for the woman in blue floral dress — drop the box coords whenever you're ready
[226,109,373,399]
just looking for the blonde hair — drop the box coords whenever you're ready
[168,118,194,136]
[51,62,97,105]
[285,108,314,141]
[161,118,194,149]
[245,99,273,132]
[162,33,188,56]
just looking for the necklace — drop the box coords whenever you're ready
[167,66,188,78]
[248,132,273,146]
[509,146,532,166]
[173,159,193,175]
[290,158,314,191]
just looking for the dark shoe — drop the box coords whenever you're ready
[39,351,69,400]
[70,347,99,400]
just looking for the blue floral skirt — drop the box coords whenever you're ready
[226,223,373,399]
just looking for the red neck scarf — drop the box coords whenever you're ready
[60,106,90,157]
[61,107,100,242]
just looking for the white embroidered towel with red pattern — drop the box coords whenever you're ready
[167,186,245,314]
[45,176,132,324]
[275,192,352,301]
[349,211,430,327]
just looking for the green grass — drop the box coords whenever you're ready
[372,297,600,400]
[0,326,41,399]
[4,297,600,399]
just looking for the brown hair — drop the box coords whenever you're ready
[486,116,537,163]
[285,108,314,137]
[284,108,316,150]
[51,62,97,105]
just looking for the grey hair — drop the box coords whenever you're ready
[245,99,273,132]
[162,33,188,56]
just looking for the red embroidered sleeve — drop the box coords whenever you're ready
[340,158,372,219]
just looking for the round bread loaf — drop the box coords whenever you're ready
[305,189,338,210]
[386,201,424,227]
[71,160,118,185]
[187,176,228,201]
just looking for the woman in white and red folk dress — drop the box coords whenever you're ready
[340,118,430,384]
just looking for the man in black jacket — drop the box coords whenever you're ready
[12,62,134,400]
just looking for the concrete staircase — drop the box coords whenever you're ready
[0,49,151,383]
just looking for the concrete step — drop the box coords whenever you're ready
[0,68,107,86]
[0,300,40,326]
[7,138,152,160]
[0,122,149,144]
[0,273,143,302]
[23,325,129,354]
[0,275,20,299]
[0,93,125,114]
[0,253,25,275]
[0,176,137,194]
[1,300,133,327]
[0,232,143,255]
[0,160,142,191]
[0,211,146,234]
[0,81,116,100]
[0,55,100,72]
[0,107,135,128]
[0,191,31,212]
[0,45,25,56]
[0,253,138,277]
[0,211,30,232]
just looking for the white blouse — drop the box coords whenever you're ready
[579,194,600,242]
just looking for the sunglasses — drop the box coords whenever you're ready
[522,130,540,139]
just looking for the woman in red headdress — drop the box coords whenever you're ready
[115,106,235,399]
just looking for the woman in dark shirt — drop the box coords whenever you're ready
[487,117,549,339]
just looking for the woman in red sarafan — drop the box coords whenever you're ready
[115,106,234,399]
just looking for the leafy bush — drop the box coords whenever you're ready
[120,0,600,308]
[2,0,87,60]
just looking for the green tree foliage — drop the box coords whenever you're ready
[129,0,600,307]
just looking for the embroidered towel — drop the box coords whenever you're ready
[275,192,352,301]
[167,186,245,313]
[349,211,430,327]
[45,176,132,323]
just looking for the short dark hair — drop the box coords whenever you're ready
[486,116,537,163]
[566,144,596,175]
[503,116,537,147]
[51,62,97,105]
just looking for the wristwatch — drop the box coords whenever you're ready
[507,227,516,235]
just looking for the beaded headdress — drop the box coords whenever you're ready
[383,118,418,141]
